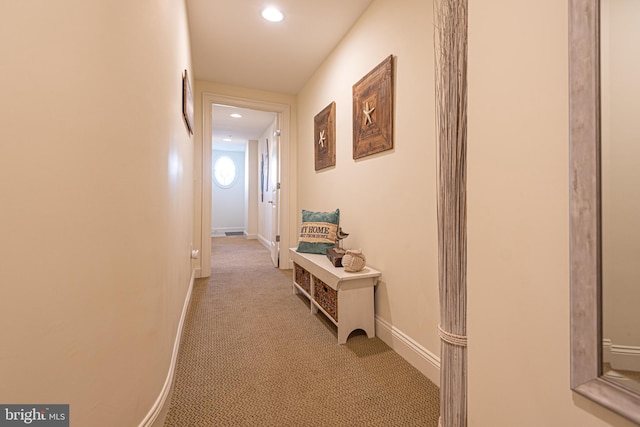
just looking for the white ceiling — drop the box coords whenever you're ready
[186,0,374,95]
[211,104,276,151]
[186,0,374,150]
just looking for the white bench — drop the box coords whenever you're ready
[289,248,381,344]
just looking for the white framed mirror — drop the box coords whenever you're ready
[570,0,640,423]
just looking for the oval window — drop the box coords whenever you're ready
[213,155,237,188]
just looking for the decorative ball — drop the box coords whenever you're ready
[342,249,366,272]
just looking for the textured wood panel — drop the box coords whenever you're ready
[314,102,336,170]
[352,55,394,159]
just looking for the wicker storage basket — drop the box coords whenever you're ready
[294,263,311,294]
[313,278,338,321]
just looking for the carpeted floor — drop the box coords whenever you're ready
[163,237,440,426]
[602,362,640,394]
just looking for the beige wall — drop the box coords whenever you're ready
[296,0,440,377]
[0,1,194,426]
[246,139,259,238]
[467,1,634,426]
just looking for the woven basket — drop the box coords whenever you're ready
[313,278,337,321]
[294,263,311,294]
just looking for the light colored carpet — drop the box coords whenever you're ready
[163,237,440,426]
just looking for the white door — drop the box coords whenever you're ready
[268,117,280,267]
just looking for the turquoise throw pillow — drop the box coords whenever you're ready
[296,209,340,254]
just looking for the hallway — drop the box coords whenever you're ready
[164,237,439,426]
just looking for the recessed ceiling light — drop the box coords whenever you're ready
[223,137,232,142]
[230,113,242,118]
[261,7,284,23]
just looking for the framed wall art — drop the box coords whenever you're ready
[260,153,264,202]
[352,55,394,159]
[182,69,194,135]
[314,101,336,170]
[265,138,269,191]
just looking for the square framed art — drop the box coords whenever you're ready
[314,101,336,170]
[352,55,394,159]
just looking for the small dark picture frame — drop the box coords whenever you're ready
[314,101,336,170]
[182,69,194,135]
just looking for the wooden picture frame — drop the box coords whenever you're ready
[260,153,264,202]
[182,69,194,135]
[314,101,336,170]
[352,55,394,159]
[265,138,270,191]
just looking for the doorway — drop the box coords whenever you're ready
[211,104,276,241]
[197,93,293,277]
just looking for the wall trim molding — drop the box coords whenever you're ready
[138,270,196,427]
[603,338,612,363]
[375,316,440,387]
[603,338,640,372]
[257,234,272,249]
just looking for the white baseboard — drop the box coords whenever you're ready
[603,338,612,364]
[211,227,244,237]
[375,316,440,387]
[257,234,271,249]
[138,270,196,427]
[604,338,640,372]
